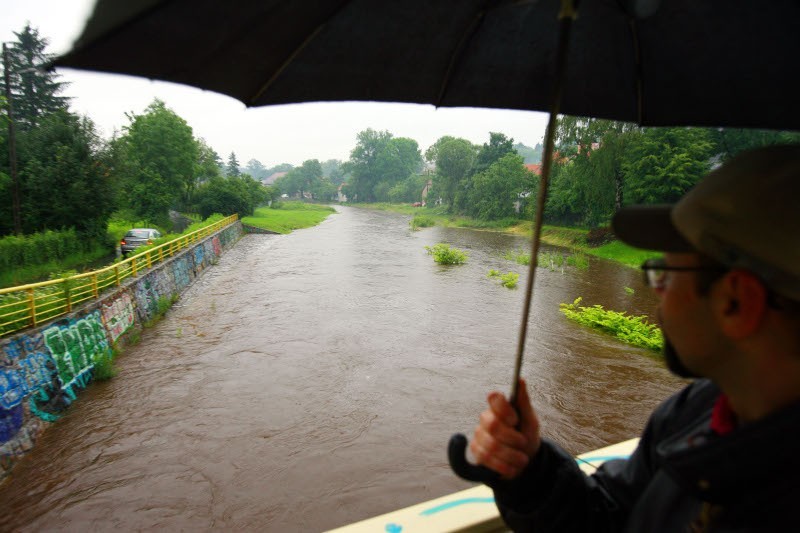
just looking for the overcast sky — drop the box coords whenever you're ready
[3,0,550,168]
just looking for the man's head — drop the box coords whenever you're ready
[612,145,800,378]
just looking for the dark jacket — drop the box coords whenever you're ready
[493,379,800,532]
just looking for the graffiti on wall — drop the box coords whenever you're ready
[101,292,135,343]
[193,245,205,272]
[172,256,192,292]
[42,310,110,397]
[0,334,62,449]
[213,236,222,257]
[133,269,176,323]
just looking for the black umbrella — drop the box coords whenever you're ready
[56,0,800,130]
[54,0,800,485]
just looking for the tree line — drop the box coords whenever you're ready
[0,25,278,245]
[545,117,800,227]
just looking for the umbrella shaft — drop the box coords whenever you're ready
[511,1,577,404]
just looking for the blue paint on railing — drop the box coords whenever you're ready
[417,453,632,517]
[578,454,629,464]
[385,523,403,533]
[419,497,496,516]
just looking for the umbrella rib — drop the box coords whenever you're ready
[248,0,355,106]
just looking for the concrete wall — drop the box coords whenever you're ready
[0,222,244,480]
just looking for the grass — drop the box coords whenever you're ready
[0,243,113,288]
[589,240,656,268]
[241,202,336,234]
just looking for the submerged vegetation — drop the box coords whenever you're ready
[488,270,519,289]
[560,297,663,352]
[425,243,468,265]
[410,215,436,231]
[502,249,589,271]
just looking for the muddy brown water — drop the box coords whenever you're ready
[0,206,685,531]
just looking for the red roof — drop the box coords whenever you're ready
[525,163,542,175]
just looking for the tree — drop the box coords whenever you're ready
[14,110,113,238]
[226,151,241,177]
[428,136,476,210]
[388,173,429,203]
[342,128,393,202]
[266,162,293,176]
[195,174,269,218]
[424,135,458,163]
[244,158,268,179]
[275,159,323,199]
[113,99,198,225]
[548,117,639,226]
[623,127,715,204]
[372,137,423,201]
[467,153,534,220]
[514,142,543,164]
[321,159,345,185]
[474,132,515,174]
[196,138,222,184]
[1,24,68,131]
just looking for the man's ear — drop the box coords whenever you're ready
[716,270,768,339]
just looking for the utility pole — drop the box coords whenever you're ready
[2,42,22,235]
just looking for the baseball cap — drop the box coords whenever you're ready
[612,144,800,301]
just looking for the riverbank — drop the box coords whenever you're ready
[348,203,654,268]
[241,202,337,234]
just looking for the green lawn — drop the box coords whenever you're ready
[241,202,337,234]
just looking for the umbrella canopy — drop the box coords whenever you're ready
[56,0,800,130]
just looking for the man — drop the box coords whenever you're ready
[470,145,800,531]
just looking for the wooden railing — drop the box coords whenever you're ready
[0,215,238,338]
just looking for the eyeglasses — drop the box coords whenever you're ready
[640,258,727,289]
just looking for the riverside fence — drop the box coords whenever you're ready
[0,215,238,338]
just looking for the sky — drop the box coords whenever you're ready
[3,0,550,169]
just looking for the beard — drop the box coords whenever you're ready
[662,336,700,378]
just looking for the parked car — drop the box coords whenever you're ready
[120,228,162,257]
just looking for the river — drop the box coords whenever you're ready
[0,206,685,531]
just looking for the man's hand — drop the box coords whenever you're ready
[470,378,541,479]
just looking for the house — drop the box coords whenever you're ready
[261,171,288,187]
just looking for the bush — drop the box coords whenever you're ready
[0,228,90,271]
[560,297,663,352]
[488,270,519,288]
[425,243,468,265]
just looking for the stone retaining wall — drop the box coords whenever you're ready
[0,221,244,481]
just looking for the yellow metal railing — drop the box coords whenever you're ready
[0,215,238,338]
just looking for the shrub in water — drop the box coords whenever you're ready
[425,243,468,265]
[92,348,119,381]
[488,270,519,289]
[560,297,663,352]
[410,215,435,231]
